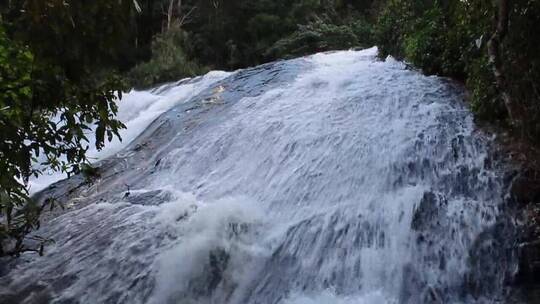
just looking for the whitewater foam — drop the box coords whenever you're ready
[27,71,231,194]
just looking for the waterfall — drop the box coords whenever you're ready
[0,47,519,303]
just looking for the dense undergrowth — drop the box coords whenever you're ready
[126,1,379,88]
[126,0,540,148]
[376,0,540,145]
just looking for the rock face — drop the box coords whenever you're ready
[512,168,540,294]
[518,240,540,283]
[511,169,540,207]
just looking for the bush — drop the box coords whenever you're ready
[375,0,415,59]
[127,26,207,89]
[0,25,43,256]
[350,18,375,47]
[1,0,132,256]
[264,21,360,60]
[402,5,446,75]
[375,0,540,143]
[467,56,506,121]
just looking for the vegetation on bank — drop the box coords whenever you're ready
[1,0,539,256]
[0,1,135,256]
[127,25,207,88]
[375,0,540,144]
[125,0,380,88]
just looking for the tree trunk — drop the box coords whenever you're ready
[166,0,175,30]
[487,0,520,127]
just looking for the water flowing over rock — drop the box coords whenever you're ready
[0,48,522,303]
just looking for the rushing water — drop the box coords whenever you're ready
[0,48,519,303]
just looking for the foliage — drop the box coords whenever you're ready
[374,0,540,143]
[172,0,377,69]
[97,0,381,73]
[502,0,540,138]
[0,0,140,256]
[467,55,505,121]
[265,21,360,60]
[349,17,375,46]
[0,25,42,256]
[374,0,413,59]
[127,25,206,89]
[402,5,446,75]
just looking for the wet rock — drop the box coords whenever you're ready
[517,240,540,284]
[411,191,447,231]
[186,248,231,299]
[510,169,540,206]
[120,189,173,206]
[513,168,540,287]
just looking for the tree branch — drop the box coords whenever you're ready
[487,0,518,126]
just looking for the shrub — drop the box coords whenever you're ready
[467,56,506,121]
[350,18,375,47]
[402,5,446,75]
[0,0,132,256]
[127,26,206,89]
[375,0,540,143]
[265,21,360,60]
[375,0,415,59]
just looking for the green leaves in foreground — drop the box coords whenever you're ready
[0,0,135,256]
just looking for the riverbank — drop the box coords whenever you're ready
[476,121,540,302]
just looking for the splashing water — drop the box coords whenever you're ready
[27,71,231,194]
[1,48,518,304]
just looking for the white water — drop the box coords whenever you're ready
[284,290,391,304]
[1,48,516,303]
[27,71,232,194]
